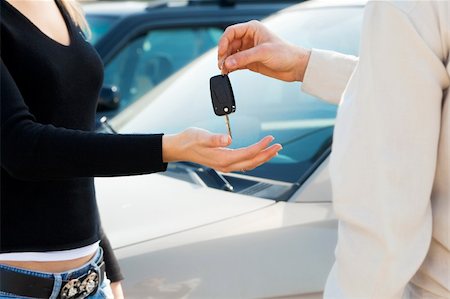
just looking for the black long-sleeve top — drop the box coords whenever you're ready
[0,0,167,253]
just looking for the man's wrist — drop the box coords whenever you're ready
[295,47,311,82]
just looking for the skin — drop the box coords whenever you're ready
[5,0,71,46]
[217,20,311,82]
[2,2,281,298]
[162,128,280,173]
[110,281,124,299]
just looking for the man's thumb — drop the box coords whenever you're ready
[224,46,266,71]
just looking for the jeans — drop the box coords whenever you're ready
[0,248,113,299]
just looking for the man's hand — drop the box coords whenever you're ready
[218,20,311,82]
[162,128,281,173]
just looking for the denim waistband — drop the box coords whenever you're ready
[0,247,104,299]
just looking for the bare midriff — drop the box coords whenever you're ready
[0,252,95,273]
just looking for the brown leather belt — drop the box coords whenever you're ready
[0,256,105,299]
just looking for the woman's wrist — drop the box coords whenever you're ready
[162,134,179,163]
[110,281,124,299]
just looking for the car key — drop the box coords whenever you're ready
[210,74,236,138]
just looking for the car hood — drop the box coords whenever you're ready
[95,173,275,249]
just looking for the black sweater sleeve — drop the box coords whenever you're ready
[1,59,167,180]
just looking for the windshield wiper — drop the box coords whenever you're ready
[99,116,118,134]
[175,162,234,192]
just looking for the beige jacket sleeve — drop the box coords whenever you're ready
[301,1,450,298]
[302,49,358,105]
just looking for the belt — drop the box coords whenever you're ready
[0,255,105,299]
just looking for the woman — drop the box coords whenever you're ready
[0,0,282,297]
[218,1,449,298]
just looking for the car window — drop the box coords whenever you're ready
[86,15,119,44]
[102,27,223,116]
[120,7,363,184]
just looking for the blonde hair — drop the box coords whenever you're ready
[60,0,91,38]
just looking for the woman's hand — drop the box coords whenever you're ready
[110,281,124,299]
[162,128,282,173]
[218,20,311,82]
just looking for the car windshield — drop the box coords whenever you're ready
[119,6,364,184]
[86,15,119,44]
[102,27,223,117]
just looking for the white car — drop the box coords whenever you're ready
[95,1,365,298]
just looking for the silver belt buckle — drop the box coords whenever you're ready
[60,269,100,299]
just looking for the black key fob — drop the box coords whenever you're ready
[210,74,236,116]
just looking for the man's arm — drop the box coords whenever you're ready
[217,21,358,105]
[325,1,448,297]
[302,49,358,105]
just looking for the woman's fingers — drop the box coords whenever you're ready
[220,143,282,173]
[228,135,275,160]
[203,133,232,147]
[177,129,282,172]
[208,136,282,172]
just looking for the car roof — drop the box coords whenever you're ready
[284,0,367,11]
[82,0,304,17]
[82,1,153,15]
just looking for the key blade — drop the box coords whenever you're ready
[225,114,232,138]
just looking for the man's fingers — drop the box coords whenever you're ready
[218,21,261,69]
[229,39,243,55]
[223,45,268,72]
[219,39,243,73]
[218,22,255,55]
